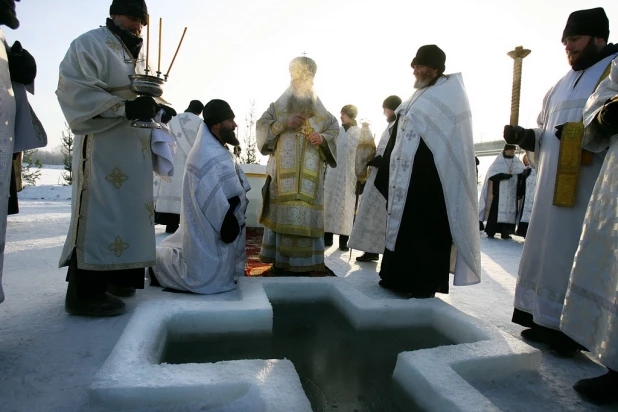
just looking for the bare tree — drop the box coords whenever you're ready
[241,99,258,164]
[60,122,74,185]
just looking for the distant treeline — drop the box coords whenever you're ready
[29,146,64,165]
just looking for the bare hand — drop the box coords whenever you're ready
[286,114,307,129]
[307,132,323,145]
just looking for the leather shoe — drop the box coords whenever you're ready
[107,285,136,298]
[520,327,549,343]
[65,293,125,317]
[573,370,618,405]
[356,252,379,262]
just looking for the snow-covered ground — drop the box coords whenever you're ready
[0,165,613,412]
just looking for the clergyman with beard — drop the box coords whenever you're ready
[478,144,525,239]
[373,45,481,298]
[152,100,251,294]
[504,7,618,357]
[256,56,339,275]
[56,0,177,317]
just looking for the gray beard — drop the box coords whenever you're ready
[113,17,141,37]
[414,77,433,89]
[284,84,317,117]
[286,96,317,117]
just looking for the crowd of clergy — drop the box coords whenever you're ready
[0,0,617,405]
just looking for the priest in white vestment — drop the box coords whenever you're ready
[153,100,250,294]
[374,45,481,298]
[505,7,618,355]
[257,56,339,274]
[324,105,374,251]
[478,144,525,239]
[56,0,177,316]
[349,95,402,262]
[154,100,204,233]
[560,58,618,405]
[0,1,47,304]
[515,155,537,238]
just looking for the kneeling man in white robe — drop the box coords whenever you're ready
[152,100,251,294]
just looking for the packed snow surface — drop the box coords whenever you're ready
[0,165,614,412]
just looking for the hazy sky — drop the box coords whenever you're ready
[5,0,618,154]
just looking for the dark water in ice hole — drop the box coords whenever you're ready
[161,301,454,412]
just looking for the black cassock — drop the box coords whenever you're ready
[483,172,516,238]
[374,121,451,298]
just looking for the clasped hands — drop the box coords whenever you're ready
[286,114,323,145]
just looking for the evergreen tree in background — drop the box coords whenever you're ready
[21,149,42,186]
[60,123,74,185]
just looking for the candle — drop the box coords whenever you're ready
[157,18,162,75]
[166,27,187,79]
[145,14,150,74]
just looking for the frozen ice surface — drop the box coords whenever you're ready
[0,166,615,411]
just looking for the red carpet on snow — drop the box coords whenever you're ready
[244,228,336,277]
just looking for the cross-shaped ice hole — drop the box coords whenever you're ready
[90,278,541,412]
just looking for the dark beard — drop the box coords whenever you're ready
[569,37,602,71]
[0,0,19,29]
[286,95,317,118]
[220,127,240,147]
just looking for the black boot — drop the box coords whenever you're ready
[520,326,550,344]
[547,329,585,358]
[107,285,136,297]
[65,262,125,317]
[338,235,349,251]
[573,369,618,405]
[356,252,379,262]
[324,232,333,247]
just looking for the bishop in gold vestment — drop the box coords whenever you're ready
[257,57,338,273]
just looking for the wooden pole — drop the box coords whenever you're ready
[165,27,187,79]
[507,46,531,126]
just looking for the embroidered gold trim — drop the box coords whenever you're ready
[144,202,155,225]
[105,37,123,53]
[108,236,130,257]
[257,254,326,272]
[259,216,324,238]
[139,135,152,159]
[105,167,129,189]
[552,61,612,207]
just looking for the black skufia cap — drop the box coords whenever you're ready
[185,100,204,114]
[562,7,609,43]
[203,99,235,127]
[110,0,148,25]
[411,45,446,73]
